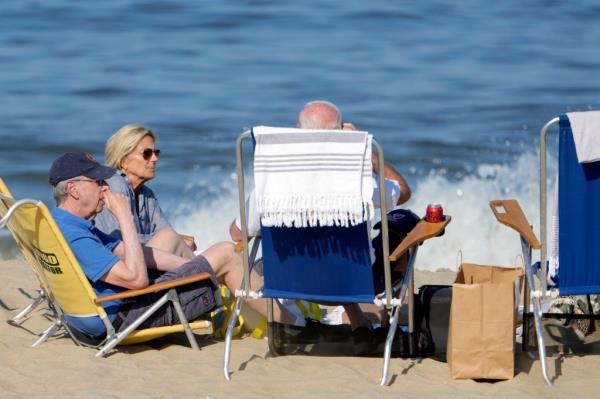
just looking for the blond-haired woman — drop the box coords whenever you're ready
[95,124,299,325]
[95,124,196,259]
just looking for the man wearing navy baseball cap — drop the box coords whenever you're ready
[49,152,221,339]
[48,152,116,187]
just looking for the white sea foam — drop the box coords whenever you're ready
[171,151,557,272]
[409,151,556,271]
[170,174,241,251]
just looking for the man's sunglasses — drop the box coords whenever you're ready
[141,148,161,160]
[70,178,106,186]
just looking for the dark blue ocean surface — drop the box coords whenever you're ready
[1,1,599,266]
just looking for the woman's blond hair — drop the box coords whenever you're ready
[105,124,158,169]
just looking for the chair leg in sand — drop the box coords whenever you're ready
[8,289,47,325]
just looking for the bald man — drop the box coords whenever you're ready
[230,100,412,355]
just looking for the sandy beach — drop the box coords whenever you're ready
[1,258,599,399]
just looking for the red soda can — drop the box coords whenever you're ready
[425,203,444,223]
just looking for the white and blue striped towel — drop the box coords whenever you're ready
[253,126,374,228]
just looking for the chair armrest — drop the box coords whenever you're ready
[489,199,541,249]
[389,215,451,261]
[94,272,213,304]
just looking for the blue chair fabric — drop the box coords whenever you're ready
[260,222,376,303]
[558,114,600,295]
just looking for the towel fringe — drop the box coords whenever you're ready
[257,195,372,228]
[252,127,374,228]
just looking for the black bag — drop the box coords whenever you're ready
[418,284,452,358]
[393,293,435,358]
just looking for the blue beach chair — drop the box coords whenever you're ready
[490,113,600,386]
[223,128,450,386]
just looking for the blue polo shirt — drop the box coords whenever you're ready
[52,207,125,337]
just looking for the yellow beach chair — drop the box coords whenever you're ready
[0,177,214,357]
[0,178,54,345]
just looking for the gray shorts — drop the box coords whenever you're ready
[114,255,222,331]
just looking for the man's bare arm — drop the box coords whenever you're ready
[372,154,411,205]
[101,190,148,289]
[343,121,411,205]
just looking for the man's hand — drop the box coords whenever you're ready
[102,190,132,222]
[342,122,357,131]
[180,234,197,252]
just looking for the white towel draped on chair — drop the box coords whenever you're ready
[567,111,600,163]
[253,126,374,228]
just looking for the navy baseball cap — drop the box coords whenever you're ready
[48,152,116,186]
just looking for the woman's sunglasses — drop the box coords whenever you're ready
[141,148,161,160]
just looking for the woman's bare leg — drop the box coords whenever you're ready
[201,242,297,325]
[146,227,195,260]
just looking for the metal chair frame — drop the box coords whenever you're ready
[492,115,600,386]
[1,196,59,346]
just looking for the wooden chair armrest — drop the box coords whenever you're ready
[94,272,213,304]
[489,199,541,249]
[389,215,451,261]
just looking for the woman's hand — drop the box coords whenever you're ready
[180,234,197,252]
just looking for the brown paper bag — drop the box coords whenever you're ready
[447,263,523,380]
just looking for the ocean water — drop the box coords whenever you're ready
[1,1,599,269]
